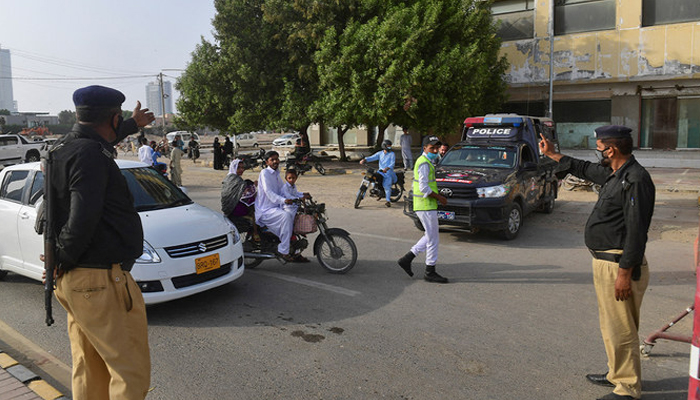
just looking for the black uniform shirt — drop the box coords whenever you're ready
[51,122,144,268]
[557,155,655,270]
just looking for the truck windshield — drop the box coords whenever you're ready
[440,145,516,169]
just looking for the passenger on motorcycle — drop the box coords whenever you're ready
[222,159,259,241]
[359,139,397,207]
[255,151,308,261]
[282,167,311,216]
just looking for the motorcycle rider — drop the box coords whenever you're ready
[359,139,397,207]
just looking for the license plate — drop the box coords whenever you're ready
[437,211,455,220]
[195,253,220,274]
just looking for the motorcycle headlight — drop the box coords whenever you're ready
[136,240,161,263]
[226,219,241,244]
[476,185,508,198]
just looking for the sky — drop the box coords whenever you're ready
[0,0,217,115]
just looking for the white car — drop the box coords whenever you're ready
[272,133,301,147]
[0,160,244,304]
[235,133,259,148]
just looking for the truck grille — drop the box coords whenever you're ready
[437,185,478,200]
[164,235,228,258]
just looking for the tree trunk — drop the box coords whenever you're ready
[337,126,349,162]
[375,124,388,150]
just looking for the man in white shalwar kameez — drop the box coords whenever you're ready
[255,151,296,259]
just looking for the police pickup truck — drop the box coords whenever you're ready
[404,114,559,239]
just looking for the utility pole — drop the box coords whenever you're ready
[547,0,555,118]
[158,72,167,136]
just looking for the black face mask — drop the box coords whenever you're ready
[595,147,611,166]
[112,115,124,137]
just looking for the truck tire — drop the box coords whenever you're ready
[500,203,522,240]
[25,151,40,163]
[539,184,556,214]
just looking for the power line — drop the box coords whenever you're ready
[1,74,155,81]
[6,46,153,76]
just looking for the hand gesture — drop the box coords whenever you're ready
[359,159,365,165]
[538,133,555,157]
[132,101,156,128]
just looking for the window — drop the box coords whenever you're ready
[491,0,535,41]
[642,0,700,26]
[553,100,611,122]
[28,172,44,206]
[554,0,616,35]
[0,170,29,202]
[0,136,18,146]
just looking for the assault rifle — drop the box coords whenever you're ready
[42,149,56,326]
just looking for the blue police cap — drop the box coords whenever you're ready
[594,125,632,140]
[73,85,125,109]
[422,135,441,147]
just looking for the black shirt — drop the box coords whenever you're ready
[557,155,655,269]
[51,121,144,268]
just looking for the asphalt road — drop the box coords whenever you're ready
[0,160,698,400]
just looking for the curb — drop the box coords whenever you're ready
[0,349,67,400]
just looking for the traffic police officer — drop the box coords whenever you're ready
[398,135,449,283]
[539,125,655,400]
[51,85,155,400]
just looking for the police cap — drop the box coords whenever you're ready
[594,125,632,140]
[422,135,441,147]
[73,85,126,109]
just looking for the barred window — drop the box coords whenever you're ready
[554,0,616,35]
[491,0,535,41]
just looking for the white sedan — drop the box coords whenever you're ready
[272,133,301,147]
[0,160,245,304]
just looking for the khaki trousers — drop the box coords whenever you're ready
[592,254,649,399]
[55,264,150,400]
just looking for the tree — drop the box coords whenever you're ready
[58,110,76,125]
[0,109,10,116]
[0,116,5,133]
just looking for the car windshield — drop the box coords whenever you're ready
[121,167,193,211]
[440,145,516,169]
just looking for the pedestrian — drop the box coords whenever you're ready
[437,142,449,163]
[137,136,153,165]
[213,137,223,170]
[539,125,655,400]
[170,138,184,186]
[223,136,234,164]
[397,135,449,283]
[399,128,413,170]
[359,139,397,207]
[188,137,199,163]
[50,85,154,400]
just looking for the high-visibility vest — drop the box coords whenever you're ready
[413,155,438,211]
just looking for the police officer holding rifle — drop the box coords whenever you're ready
[44,85,155,400]
[539,125,655,400]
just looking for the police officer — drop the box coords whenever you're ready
[539,125,655,400]
[51,85,155,400]
[397,135,449,283]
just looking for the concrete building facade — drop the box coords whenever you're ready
[0,48,16,113]
[146,80,173,117]
[494,0,700,149]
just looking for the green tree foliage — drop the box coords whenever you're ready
[177,0,507,158]
[58,110,76,125]
[0,109,10,116]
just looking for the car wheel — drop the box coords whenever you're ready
[0,270,7,280]
[26,152,40,163]
[254,143,259,147]
[500,203,522,240]
[287,141,292,146]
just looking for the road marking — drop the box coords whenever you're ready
[351,231,468,252]
[250,270,361,297]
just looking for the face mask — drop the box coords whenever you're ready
[112,115,124,136]
[425,152,438,161]
[595,147,610,163]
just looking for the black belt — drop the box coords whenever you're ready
[79,260,134,272]
[589,250,622,263]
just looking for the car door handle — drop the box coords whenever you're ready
[19,212,30,220]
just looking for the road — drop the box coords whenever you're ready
[0,158,697,400]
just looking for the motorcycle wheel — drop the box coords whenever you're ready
[389,184,403,202]
[562,175,576,191]
[592,184,601,194]
[315,163,326,175]
[315,233,357,274]
[242,234,263,269]
[354,183,367,209]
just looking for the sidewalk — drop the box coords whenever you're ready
[0,349,66,400]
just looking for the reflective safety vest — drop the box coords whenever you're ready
[412,155,438,211]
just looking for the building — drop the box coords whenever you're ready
[494,0,700,149]
[146,80,173,117]
[0,48,16,113]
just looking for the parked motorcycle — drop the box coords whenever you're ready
[239,148,266,170]
[354,167,405,208]
[231,198,357,274]
[286,151,326,175]
[561,173,601,193]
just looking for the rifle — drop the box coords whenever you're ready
[42,150,56,326]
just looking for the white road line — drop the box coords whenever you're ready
[250,270,361,297]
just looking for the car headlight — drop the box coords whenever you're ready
[226,219,241,244]
[136,240,161,263]
[476,185,508,198]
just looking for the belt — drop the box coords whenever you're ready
[589,250,622,263]
[79,260,135,272]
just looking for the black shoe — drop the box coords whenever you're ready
[424,271,448,283]
[596,392,637,400]
[385,201,391,208]
[397,252,415,277]
[586,373,614,387]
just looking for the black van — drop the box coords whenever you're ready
[404,114,559,239]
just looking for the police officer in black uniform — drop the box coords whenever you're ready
[539,125,655,400]
[51,85,155,400]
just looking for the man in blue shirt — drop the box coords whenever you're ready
[360,140,397,207]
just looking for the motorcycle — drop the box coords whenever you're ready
[239,148,266,170]
[354,167,405,208]
[231,198,357,274]
[286,151,326,175]
[561,173,601,194]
